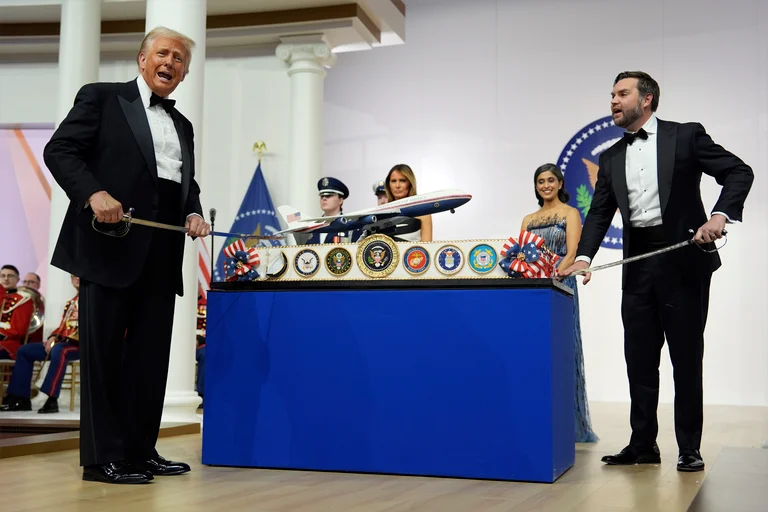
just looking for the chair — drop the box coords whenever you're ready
[61,360,80,411]
[0,359,14,400]
[31,359,80,410]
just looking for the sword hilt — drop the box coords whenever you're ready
[91,208,132,237]
[95,206,285,240]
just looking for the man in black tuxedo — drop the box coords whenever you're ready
[44,26,211,484]
[560,71,753,472]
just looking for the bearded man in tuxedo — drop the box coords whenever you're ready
[560,71,753,472]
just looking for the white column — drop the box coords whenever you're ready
[45,0,102,340]
[145,0,207,422]
[276,35,336,214]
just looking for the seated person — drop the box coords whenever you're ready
[22,272,44,344]
[0,264,35,360]
[385,164,433,242]
[307,177,359,244]
[1,274,80,413]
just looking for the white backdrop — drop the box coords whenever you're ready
[323,0,768,406]
[1,0,766,407]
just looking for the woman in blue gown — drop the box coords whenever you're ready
[520,163,599,443]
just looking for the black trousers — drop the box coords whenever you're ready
[79,179,183,466]
[622,226,710,452]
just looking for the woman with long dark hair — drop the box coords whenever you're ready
[521,163,598,443]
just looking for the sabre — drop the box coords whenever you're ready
[91,208,283,240]
[570,229,727,276]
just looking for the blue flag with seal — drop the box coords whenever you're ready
[213,162,284,282]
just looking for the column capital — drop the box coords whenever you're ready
[276,38,336,75]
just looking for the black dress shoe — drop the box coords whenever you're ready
[601,443,661,465]
[677,450,705,472]
[83,461,153,484]
[37,397,59,414]
[142,455,191,476]
[0,394,31,412]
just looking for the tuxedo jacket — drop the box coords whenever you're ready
[44,80,203,296]
[577,119,753,285]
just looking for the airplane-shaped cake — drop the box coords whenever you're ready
[276,188,472,236]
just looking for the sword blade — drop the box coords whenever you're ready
[129,217,188,233]
[127,217,283,240]
[570,239,695,276]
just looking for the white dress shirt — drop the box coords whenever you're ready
[136,76,183,184]
[136,76,202,222]
[625,115,662,228]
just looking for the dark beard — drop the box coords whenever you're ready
[615,101,643,128]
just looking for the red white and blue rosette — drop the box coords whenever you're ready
[223,239,261,282]
[499,231,561,278]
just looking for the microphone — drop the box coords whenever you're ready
[208,208,217,281]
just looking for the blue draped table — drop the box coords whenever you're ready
[202,278,575,483]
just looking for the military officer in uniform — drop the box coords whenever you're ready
[0,264,35,361]
[1,274,80,413]
[373,180,388,205]
[306,177,359,244]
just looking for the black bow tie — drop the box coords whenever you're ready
[150,93,175,113]
[623,128,649,145]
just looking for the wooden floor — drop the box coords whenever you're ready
[1,402,766,512]
[688,447,768,512]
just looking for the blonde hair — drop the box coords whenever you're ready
[385,164,417,202]
[137,26,196,74]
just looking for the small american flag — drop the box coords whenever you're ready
[286,212,301,223]
[223,239,246,258]
[197,238,211,299]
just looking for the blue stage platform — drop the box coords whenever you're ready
[202,279,575,483]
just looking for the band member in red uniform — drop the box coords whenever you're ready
[1,275,80,413]
[22,272,44,344]
[0,264,35,360]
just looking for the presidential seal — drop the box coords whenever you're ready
[435,244,464,276]
[294,248,320,278]
[557,115,625,250]
[356,234,398,278]
[402,246,430,276]
[325,247,353,277]
[468,244,497,275]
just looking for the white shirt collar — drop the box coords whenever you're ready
[135,75,171,110]
[630,114,657,135]
[136,75,153,109]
